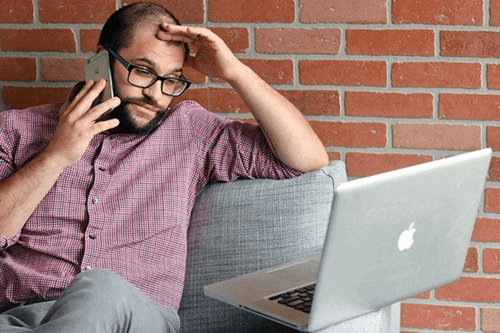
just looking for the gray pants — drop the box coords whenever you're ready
[0,269,180,333]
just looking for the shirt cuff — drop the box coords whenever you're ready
[0,230,21,249]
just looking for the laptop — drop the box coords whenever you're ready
[204,148,492,332]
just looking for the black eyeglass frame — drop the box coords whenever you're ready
[107,48,191,97]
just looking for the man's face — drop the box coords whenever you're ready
[108,25,186,134]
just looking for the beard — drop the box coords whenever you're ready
[107,96,167,135]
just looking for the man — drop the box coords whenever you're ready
[0,3,328,332]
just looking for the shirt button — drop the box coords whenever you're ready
[92,197,98,204]
[86,265,91,270]
[89,233,96,239]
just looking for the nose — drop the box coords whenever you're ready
[142,79,163,102]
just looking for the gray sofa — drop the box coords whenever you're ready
[179,160,400,332]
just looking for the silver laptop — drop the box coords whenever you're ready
[204,148,492,332]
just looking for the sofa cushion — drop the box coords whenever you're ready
[179,161,346,332]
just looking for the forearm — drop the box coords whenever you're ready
[0,152,64,237]
[226,65,329,172]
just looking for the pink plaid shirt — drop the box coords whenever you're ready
[0,92,299,311]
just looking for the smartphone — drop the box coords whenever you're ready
[85,50,114,104]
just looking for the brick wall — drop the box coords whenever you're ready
[1,0,500,331]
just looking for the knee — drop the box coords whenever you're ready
[66,269,136,305]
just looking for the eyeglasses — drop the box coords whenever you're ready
[107,48,191,97]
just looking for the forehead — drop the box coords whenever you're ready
[120,23,185,72]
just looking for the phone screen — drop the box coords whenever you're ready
[84,50,114,104]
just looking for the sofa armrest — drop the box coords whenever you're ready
[179,161,346,332]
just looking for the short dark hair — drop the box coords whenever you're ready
[98,2,189,60]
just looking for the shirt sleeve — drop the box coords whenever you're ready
[0,110,21,249]
[0,230,21,250]
[185,101,302,183]
[0,110,18,182]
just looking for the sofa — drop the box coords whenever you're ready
[179,160,400,332]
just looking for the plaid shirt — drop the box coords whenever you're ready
[0,93,300,311]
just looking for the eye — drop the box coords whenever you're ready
[134,67,154,77]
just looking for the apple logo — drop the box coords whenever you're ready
[398,222,416,251]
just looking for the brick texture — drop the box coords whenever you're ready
[209,0,294,23]
[345,91,433,118]
[256,28,341,54]
[300,0,388,24]
[39,0,116,23]
[392,0,483,25]
[3,2,500,332]
[392,123,481,151]
[300,60,387,86]
[0,29,76,52]
[401,303,476,330]
[0,0,33,23]
[392,62,482,89]
[347,29,435,56]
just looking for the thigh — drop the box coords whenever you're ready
[0,301,56,333]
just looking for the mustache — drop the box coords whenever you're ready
[120,97,163,112]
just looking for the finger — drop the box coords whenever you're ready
[160,24,206,43]
[66,79,108,119]
[83,96,121,122]
[62,80,97,116]
[91,117,120,135]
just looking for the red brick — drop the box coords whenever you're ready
[345,91,433,118]
[210,28,249,53]
[240,59,294,85]
[80,29,100,53]
[401,303,476,330]
[484,248,500,274]
[487,127,500,151]
[393,123,481,151]
[487,64,500,90]
[347,30,435,56]
[482,307,500,332]
[491,0,500,26]
[413,291,431,299]
[39,0,116,23]
[300,0,387,24]
[300,60,387,87]
[464,247,479,273]
[0,0,33,23]
[0,58,36,81]
[346,152,432,177]
[485,188,500,214]
[256,28,341,54]
[393,0,483,26]
[472,218,500,242]
[441,31,500,58]
[436,277,500,303]
[209,0,294,23]
[41,58,86,82]
[3,87,72,110]
[488,157,500,182]
[392,62,481,89]
[310,121,387,148]
[327,151,341,161]
[0,29,76,52]
[123,0,205,24]
[182,67,206,84]
[278,90,340,116]
[440,94,500,120]
[169,88,209,109]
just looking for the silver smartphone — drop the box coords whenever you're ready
[85,50,114,104]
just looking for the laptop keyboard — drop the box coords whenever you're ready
[267,283,315,314]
